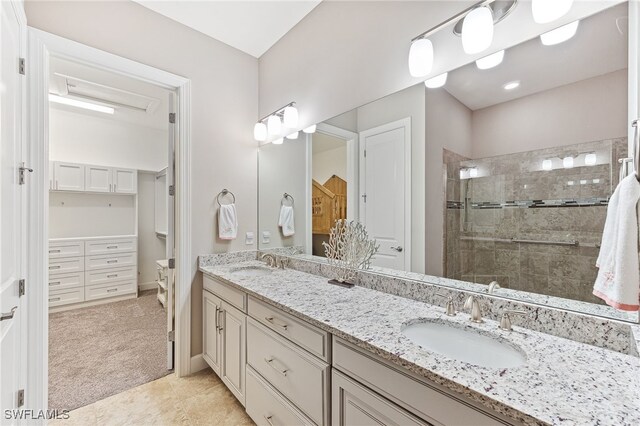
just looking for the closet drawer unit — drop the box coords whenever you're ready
[247,318,330,426]
[85,266,136,287]
[86,252,136,271]
[49,256,85,275]
[85,238,136,256]
[203,275,246,311]
[49,241,84,259]
[49,286,85,307]
[49,272,84,291]
[249,297,330,361]
[85,280,136,301]
[246,366,314,426]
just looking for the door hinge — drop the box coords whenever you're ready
[18,279,25,297]
[168,185,175,196]
[169,113,176,124]
[19,163,33,185]
[362,194,367,203]
[17,389,24,407]
[168,258,175,269]
[18,58,25,75]
[168,330,175,342]
[364,150,367,158]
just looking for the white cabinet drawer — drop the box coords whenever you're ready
[246,366,314,426]
[49,241,84,259]
[249,297,330,362]
[247,318,330,425]
[85,238,136,256]
[333,338,510,426]
[85,267,136,287]
[85,280,136,301]
[49,286,84,307]
[204,275,246,312]
[49,256,85,275]
[86,253,136,271]
[49,272,84,291]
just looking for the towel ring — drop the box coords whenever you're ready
[216,189,236,206]
[281,193,294,206]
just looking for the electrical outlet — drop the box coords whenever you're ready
[245,232,254,245]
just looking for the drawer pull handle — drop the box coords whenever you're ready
[264,415,276,426]
[215,307,220,331]
[264,357,288,377]
[107,260,118,264]
[49,249,61,253]
[265,316,288,331]
[107,245,118,249]
[218,309,224,334]
[0,307,17,322]
[107,274,118,278]
[49,265,61,270]
[49,297,61,302]
[50,281,61,286]
[107,288,118,293]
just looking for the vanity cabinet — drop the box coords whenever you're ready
[203,290,222,374]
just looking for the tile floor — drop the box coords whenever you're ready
[52,368,254,426]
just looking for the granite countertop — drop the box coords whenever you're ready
[200,260,640,426]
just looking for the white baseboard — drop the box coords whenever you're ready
[139,281,157,291]
[190,354,208,374]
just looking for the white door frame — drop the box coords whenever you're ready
[26,28,192,411]
[358,117,412,271]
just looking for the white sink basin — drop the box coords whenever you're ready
[228,266,273,278]
[402,321,526,368]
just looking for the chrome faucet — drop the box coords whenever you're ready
[261,253,277,268]
[488,281,501,294]
[499,310,527,331]
[436,293,456,316]
[464,295,484,323]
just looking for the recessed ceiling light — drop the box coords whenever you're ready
[476,50,505,70]
[424,72,448,89]
[503,81,520,90]
[540,21,579,46]
[49,94,114,114]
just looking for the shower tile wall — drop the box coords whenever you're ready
[444,138,627,304]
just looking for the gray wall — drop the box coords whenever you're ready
[26,0,259,357]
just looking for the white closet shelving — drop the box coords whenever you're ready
[50,161,138,194]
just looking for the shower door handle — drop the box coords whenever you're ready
[390,246,403,252]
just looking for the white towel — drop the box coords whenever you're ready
[278,205,295,237]
[593,174,640,311]
[218,204,238,240]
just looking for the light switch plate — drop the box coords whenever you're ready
[262,231,271,244]
[245,232,254,245]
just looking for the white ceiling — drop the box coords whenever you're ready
[312,132,345,154]
[132,0,321,58]
[445,3,628,110]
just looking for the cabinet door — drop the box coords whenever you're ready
[85,165,112,193]
[221,301,246,406]
[113,168,137,194]
[54,162,85,191]
[332,370,428,426]
[203,290,222,375]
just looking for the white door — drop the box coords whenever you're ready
[112,168,137,194]
[85,165,111,192]
[54,162,85,191]
[166,92,176,369]
[359,118,411,271]
[1,0,26,416]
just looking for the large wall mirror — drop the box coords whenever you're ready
[258,1,639,323]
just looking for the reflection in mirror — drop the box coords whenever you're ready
[258,2,638,322]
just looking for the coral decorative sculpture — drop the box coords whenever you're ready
[322,220,379,286]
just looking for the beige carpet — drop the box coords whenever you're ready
[49,290,170,411]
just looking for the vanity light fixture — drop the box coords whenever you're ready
[267,115,282,136]
[424,72,448,89]
[532,0,573,24]
[49,94,115,114]
[542,159,553,171]
[461,5,494,54]
[303,124,317,134]
[503,80,520,90]
[272,138,284,145]
[253,122,267,142]
[562,156,574,169]
[283,105,299,128]
[540,20,579,46]
[476,50,504,70]
[286,131,299,140]
[408,38,434,77]
[585,153,597,166]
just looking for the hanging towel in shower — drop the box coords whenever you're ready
[218,203,238,240]
[278,205,295,237]
[593,174,640,312]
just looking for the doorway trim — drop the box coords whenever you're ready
[26,28,192,410]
